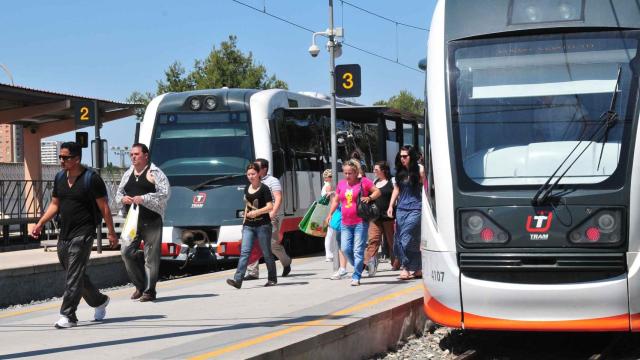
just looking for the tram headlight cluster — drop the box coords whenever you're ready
[568,209,623,244]
[460,211,509,244]
[187,96,218,111]
[509,0,582,24]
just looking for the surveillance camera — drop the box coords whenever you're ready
[308,44,320,57]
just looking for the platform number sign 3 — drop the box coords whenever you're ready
[335,64,361,98]
[73,100,96,127]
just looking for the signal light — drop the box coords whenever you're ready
[480,228,494,242]
[460,211,509,244]
[568,209,622,244]
[585,227,601,242]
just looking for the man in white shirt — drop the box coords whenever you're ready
[245,158,291,279]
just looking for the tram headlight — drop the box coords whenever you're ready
[189,97,202,111]
[509,0,582,24]
[460,211,509,244]
[568,209,622,244]
[204,96,217,110]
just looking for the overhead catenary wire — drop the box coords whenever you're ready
[340,0,429,31]
[230,0,424,73]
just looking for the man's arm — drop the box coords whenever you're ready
[270,190,282,220]
[96,197,118,248]
[30,197,60,238]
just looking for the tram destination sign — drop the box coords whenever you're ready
[335,64,361,98]
[73,100,96,128]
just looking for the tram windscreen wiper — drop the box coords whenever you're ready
[532,66,622,206]
[189,174,245,191]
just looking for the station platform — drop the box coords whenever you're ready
[0,255,426,359]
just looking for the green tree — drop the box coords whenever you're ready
[128,35,288,120]
[374,90,424,115]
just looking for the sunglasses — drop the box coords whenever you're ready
[400,154,410,159]
[58,155,77,161]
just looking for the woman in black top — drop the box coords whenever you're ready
[227,163,277,289]
[363,161,398,276]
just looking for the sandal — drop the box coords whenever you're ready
[398,271,412,280]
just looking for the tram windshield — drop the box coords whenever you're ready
[150,112,252,186]
[451,31,638,187]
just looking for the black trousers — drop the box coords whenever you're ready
[57,233,107,321]
[121,216,163,295]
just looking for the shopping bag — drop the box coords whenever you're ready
[329,205,342,231]
[120,204,139,245]
[299,195,331,237]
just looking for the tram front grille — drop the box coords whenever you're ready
[459,253,627,284]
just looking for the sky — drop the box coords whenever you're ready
[0,0,436,166]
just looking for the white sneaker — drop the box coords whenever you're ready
[330,269,348,280]
[94,296,109,321]
[350,279,360,286]
[54,315,77,329]
[368,257,378,277]
[325,257,334,262]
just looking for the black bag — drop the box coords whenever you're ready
[356,181,381,221]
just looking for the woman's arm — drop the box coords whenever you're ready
[324,193,339,226]
[387,184,400,218]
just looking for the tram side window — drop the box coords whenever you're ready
[281,115,324,171]
[425,130,437,222]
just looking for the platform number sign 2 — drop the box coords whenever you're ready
[335,64,361,98]
[73,100,96,127]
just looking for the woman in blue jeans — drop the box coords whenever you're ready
[227,162,277,289]
[388,145,424,280]
[325,159,380,286]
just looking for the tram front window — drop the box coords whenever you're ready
[451,31,638,187]
[150,112,253,187]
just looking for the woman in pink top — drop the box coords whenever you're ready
[325,159,380,286]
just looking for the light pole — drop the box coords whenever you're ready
[309,0,343,189]
[111,146,129,168]
[0,63,14,85]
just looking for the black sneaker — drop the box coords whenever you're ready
[226,279,242,289]
[282,265,291,277]
[264,280,277,287]
[243,275,259,281]
[139,293,156,302]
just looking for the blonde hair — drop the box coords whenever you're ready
[322,169,333,180]
[343,159,362,174]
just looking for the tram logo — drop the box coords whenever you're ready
[191,193,207,208]
[526,211,553,240]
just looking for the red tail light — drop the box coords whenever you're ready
[585,227,601,242]
[480,228,495,242]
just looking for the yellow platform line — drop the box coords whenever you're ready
[189,283,423,359]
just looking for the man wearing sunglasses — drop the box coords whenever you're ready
[31,141,118,329]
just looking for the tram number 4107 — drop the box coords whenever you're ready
[431,270,445,282]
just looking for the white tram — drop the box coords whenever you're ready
[138,89,421,266]
[422,0,640,331]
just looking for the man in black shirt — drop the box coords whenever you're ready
[31,142,118,329]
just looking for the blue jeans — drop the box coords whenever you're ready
[234,224,276,283]
[341,222,367,281]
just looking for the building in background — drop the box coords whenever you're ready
[0,124,24,163]
[41,140,63,165]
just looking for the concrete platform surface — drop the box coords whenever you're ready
[0,256,425,360]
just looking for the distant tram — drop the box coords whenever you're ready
[422,0,640,331]
[138,88,421,266]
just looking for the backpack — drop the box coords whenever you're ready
[54,168,104,227]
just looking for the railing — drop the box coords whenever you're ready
[0,180,121,224]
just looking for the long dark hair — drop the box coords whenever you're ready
[395,145,420,187]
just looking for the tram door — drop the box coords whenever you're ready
[271,110,324,216]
